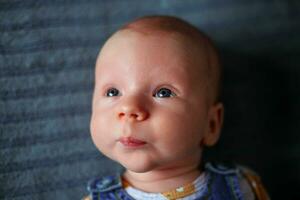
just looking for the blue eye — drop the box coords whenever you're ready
[154,88,175,98]
[106,88,120,97]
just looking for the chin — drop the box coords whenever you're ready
[119,159,157,173]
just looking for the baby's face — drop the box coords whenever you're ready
[90,30,213,173]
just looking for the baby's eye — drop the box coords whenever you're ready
[154,88,176,98]
[105,88,120,97]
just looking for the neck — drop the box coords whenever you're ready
[123,156,202,193]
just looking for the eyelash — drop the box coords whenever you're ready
[105,87,176,98]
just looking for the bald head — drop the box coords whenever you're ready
[100,15,222,104]
[119,16,222,103]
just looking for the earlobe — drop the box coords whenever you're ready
[203,102,224,146]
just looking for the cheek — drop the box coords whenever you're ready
[90,110,117,153]
[152,102,205,147]
[152,112,203,162]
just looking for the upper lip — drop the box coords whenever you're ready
[118,137,147,145]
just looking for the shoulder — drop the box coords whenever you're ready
[205,161,270,200]
[237,164,270,200]
[87,174,122,192]
[82,174,123,200]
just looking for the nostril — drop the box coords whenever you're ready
[118,111,148,121]
[130,114,138,118]
[118,113,139,120]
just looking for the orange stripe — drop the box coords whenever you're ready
[243,172,270,200]
[162,183,196,200]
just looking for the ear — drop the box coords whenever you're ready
[202,102,224,146]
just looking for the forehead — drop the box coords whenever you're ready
[96,30,208,85]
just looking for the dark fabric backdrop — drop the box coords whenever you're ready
[0,0,299,199]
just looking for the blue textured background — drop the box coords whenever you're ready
[1,0,299,199]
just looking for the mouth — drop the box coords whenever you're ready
[118,137,147,147]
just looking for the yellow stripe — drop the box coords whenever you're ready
[243,171,270,200]
[162,183,196,200]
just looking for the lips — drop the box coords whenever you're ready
[119,137,147,147]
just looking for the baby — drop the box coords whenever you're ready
[84,16,269,200]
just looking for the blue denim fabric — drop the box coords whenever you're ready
[87,162,244,200]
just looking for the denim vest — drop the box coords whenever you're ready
[86,162,244,200]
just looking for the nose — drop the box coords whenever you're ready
[117,97,149,122]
